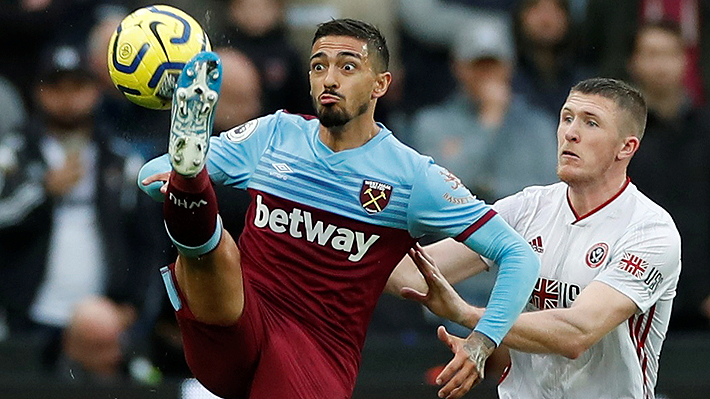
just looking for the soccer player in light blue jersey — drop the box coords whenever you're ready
[139,18,540,399]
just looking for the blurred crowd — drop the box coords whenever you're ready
[0,0,709,388]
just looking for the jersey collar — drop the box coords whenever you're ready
[312,122,391,165]
[567,176,631,224]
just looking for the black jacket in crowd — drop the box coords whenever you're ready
[0,119,169,332]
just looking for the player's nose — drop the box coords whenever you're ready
[323,66,339,88]
[562,122,580,143]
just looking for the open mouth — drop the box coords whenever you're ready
[561,150,579,158]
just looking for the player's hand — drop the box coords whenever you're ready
[141,172,171,194]
[400,243,469,325]
[435,327,495,398]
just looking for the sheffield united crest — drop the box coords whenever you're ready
[360,180,392,214]
[585,242,609,268]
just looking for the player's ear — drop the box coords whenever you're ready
[372,71,391,99]
[618,135,640,161]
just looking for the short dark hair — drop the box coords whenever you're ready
[312,18,389,73]
[570,78,647,140]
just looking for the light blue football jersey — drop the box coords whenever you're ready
[208,111,493,238]
[141,111,539,369]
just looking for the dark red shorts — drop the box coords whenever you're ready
[162,264,351,399]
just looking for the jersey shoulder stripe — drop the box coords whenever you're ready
[455,209,497,241]
[252,161,409,219]
[260,149,413,202]
[249,171,407,227]
[268,146,414,192]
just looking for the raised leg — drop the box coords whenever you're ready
[164,52,244,326]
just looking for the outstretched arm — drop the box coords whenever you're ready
[404,163,539,398]
[137,112,284,201]
[427,220,679,359]
[398,219,539,399]
[405,244,638,358]
[385,238,488,297]
[402,245,637,398]
[393,217,541,345]
[458,214,540,346]
[458,281,637,358]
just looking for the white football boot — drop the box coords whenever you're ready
[169,51,222,177]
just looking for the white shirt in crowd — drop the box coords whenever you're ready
[30,135,105,328]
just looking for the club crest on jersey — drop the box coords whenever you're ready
[226,119,258,143]
[360,180,392,214]
[439,169,464,190]
[586,242,609,268]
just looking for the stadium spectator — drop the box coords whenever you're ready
[581,0,710,105]
[389,78,680,399]
[0,43,167,380]
[0,75,26,139]
[627,20,710,331]
[213,47,262,134]
[397,0,499,115]
[215,0,311,114]
[0,74,28,337]
[512,0,592,119]
[0,1,125,106]
[211,47,262,247]
[408,15,556,345]
[411,15,557,204]
[397,0,525,119]
[139,18,540,398]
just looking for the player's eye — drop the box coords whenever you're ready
[311,63,325,72]
[343,63,356,71]
[587,120,599,127]
[562,115,573,123]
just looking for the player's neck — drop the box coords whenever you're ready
[319,113,380,152]
[566,173,629,217]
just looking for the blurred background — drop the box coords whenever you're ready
[1,0,709,397]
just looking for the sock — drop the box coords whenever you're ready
[164,169,221,256]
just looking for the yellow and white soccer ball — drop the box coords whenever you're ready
[107,5,211,110]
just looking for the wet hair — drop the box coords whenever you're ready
[312,18,389,73]
[570,77,647,140]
